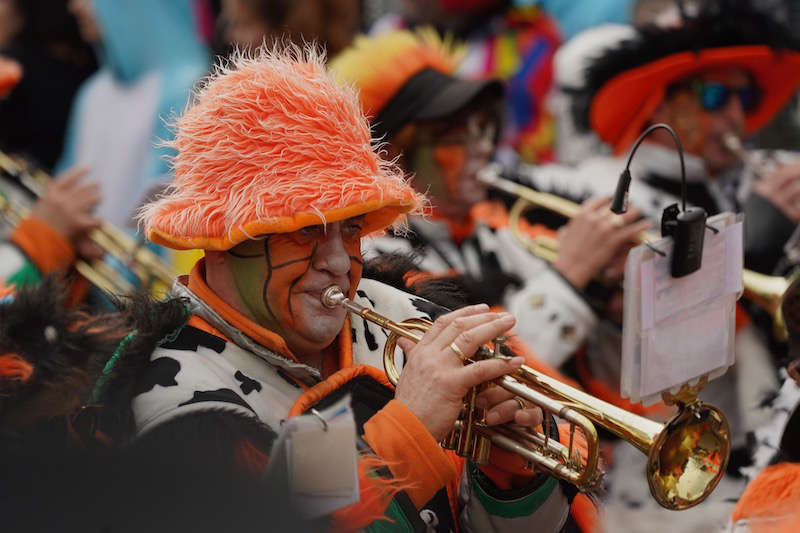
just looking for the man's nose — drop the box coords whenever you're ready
[723,93,747,130]
[312,226,350,276]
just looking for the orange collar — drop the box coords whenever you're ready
[185,259,354,379]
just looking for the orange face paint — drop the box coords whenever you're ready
[227,218,365,357]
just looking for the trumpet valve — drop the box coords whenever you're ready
[442,419,463,450]
[471,434,492,465]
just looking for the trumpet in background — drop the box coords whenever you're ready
[0,151,175,296]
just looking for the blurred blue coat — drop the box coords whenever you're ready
[57,0,209,228]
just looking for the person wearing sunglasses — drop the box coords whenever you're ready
[494,4,800,531]
[517,3,800,274]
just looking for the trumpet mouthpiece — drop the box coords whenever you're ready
[722,133,743,153]
[321,286,346,308]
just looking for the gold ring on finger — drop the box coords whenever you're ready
[449,342,468,360]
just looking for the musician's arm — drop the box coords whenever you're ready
[0,216,75,287]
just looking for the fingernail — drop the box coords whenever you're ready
[509,356,524,365]
[486,412,499,425]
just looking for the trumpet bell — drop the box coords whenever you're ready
[647,402,730,510]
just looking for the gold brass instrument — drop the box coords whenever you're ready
[321,286,731,510]
[478,163,793,339]
[0,151,175,295]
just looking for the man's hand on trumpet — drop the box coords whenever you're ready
[552,196,651,290]
[395,304,544,442]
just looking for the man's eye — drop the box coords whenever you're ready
[299,225,324,238]
[343,222,364,237]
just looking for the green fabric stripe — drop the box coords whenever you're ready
[469,465,557,519]
[91,330,137,401]
[6,261,42,288]
[364,499,414,533]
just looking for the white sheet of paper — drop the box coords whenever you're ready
[622,212,742,404]
[265,395,360,518]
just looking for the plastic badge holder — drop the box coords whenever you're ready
[621,212,743,405]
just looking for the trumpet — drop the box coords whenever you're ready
[0,151,175,296]
[321,286,731,510]
[478,163,793,338]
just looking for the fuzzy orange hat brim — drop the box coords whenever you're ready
[140,46,425,251]
[590,46,800,154]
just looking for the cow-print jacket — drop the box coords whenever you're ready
[126,276,574,533]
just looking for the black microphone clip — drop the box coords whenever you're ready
[661,204,707,277]
[612,123,707,277]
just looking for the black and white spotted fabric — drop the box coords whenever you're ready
[740,373,800,481]
[132,278,443,435]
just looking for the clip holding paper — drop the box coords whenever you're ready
[661,204,707,277]
[310,408,328,432]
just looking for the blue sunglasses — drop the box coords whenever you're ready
[690,80,762,113]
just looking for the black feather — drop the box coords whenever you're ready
[0,276,127,429]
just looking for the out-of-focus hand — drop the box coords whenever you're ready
[552,196,651,289]
[395,305,524,441]
[755,162,800,222]
[30,167,102,257]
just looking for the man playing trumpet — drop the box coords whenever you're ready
[103,46,576,532]
[524,2,800,276]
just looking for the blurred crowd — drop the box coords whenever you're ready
[2,1,800,532]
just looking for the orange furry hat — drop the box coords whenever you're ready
[140,46,424,251]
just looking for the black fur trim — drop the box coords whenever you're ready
[0,276,127,428]
[362,252,520,309]
[93,292,190,443]
[577,1,800,131]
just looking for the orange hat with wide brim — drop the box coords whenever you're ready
[591,45,800,154]
[140,47,425,251]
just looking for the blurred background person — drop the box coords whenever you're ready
[499,2,800,529]
[214,0,362,58]
[0,0,96,171]
[57,0,210,230]
[330,29,647,406]
[0,44,101,298]
[370,0,562,164]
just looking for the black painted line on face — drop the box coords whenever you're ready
[262,238,319,326]
[228,249,264,259]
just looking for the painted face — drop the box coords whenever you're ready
[658,68,754,176]
[227,217,365,359]
[408,112,497,220]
